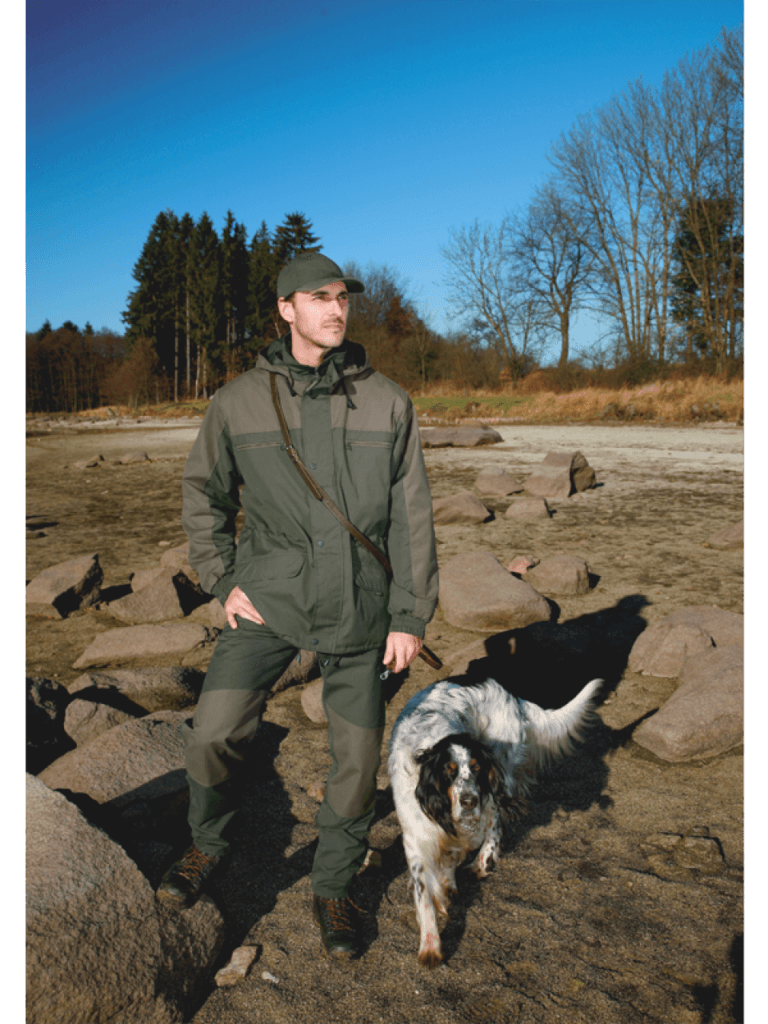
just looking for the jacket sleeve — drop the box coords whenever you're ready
[181,392,242,606]
[386,396,439,637]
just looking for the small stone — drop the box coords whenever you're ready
[672,836,725,874]
[214,946,259,987]
[707,521,743,550]
[118,451,150,464]
[432,491,492,525]
[505,497,551,519]
[525,555,590,596]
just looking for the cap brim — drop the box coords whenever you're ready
[280,274,365,297]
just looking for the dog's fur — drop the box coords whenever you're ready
[388,677,601,967]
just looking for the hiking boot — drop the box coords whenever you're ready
[312,895,360,958]
[156,845,222,909]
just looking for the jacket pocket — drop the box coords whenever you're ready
[233,551,305,582]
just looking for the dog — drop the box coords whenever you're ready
[388,676,602,967]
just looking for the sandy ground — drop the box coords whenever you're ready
[26,420,744,1024]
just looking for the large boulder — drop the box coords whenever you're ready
[38,710,190,832]
[706,521,743,550]
[68,666,205,713]
[26,676,74,774]
[525,556,590,596]
[474,472,523,496]
[439,552,551,633]
[661,605,743,648]
[524,451,596,499]
[26,553,103,619]
[505,497,552,519]
[72,622,212,669]
[27,774,224,1024]
[107,567,207,624]
[160,541,200,584]
[64,699,141,748]
[632,646,743,762]
[420,426,503,448]
[432,491,492,525]
[629,621,715,678]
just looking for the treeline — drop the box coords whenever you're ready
[442,26,743,376]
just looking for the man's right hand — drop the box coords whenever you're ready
[224,585,265,629]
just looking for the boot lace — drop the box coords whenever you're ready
[320,897,363,930]
[177,846,216,882]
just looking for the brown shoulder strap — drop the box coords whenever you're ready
[269,373,441,670]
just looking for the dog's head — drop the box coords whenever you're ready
[414,733,501,836]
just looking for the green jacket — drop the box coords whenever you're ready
[182,335,438,653]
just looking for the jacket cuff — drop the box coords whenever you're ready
[211,575,237,607]
[388,613,427,639]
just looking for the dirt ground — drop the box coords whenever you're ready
[26,419,744,1024]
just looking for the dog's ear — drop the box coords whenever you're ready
[415,749,456,836]
[482,748,529,820]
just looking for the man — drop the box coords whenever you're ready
[156,252,439,959]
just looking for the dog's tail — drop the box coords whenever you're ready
[522,678,603,767]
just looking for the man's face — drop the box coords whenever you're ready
[278,280,349,362]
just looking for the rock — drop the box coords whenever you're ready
[215,946,259,987]
[73,622,211,669]
[26,553,103,618]
[64,699,141,747]
[73,457,103,469]
[629,621,715,677]
[26,676,74,774]
[439,552,551,633]
[301,678,327,723]
[525,451,596,499]
[505,497,551,519]
[272,650,321,694]
[432,491,492,525]
[119,450,150,464]
[436,633,518,680]
[660,605,743,649]
[27,774,224,1024]
[525,556,590,596]
[706,521,743,550]
[187,599,228,627]
[420,426,503,448]
[39,710,191,830]
[107,567,207,623]
[633,646,743,761]
[159,541,200,584]
[68,666,204,712]
[474,472,523,496]
[641,830,726,878]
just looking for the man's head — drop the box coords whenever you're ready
[276,253,364,366]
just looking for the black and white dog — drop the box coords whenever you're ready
[388,677,601,967]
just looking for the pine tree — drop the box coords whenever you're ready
[247,221,279,342]
[272,212,321,266]
[188,212,222,398]
[218,211,251,377]
[122,210,177,376]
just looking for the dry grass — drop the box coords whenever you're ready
[414,376,743,424]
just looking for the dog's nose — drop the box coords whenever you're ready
[460,793,478,811]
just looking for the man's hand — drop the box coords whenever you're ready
[224,585,265,629]
[383,632,423,674]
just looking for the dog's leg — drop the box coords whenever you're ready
[403,837,443,968]
[469,807,501,879]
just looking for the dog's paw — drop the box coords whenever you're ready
[418,947,444,970]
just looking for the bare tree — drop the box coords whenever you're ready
[441,220,546,379]
[510,188,594,368]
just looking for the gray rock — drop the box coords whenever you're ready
[474,472,523,496]
[187,599,228,629]
[27,676,73,774]
[505,497,552,519]
[661,605,743,649]
[420,426,503,448]
[525,450,596,499]
[68,666,204,712]
[39,710,191,828]
[439,552,551,633]
[107,567,206,623]
[432,491,492,525]
[300,678,327,723]
[73,457,103,469]
[707,520,743,550]
[525,555,590,596]
[64,699,141,747]
[632,646,743,762]
[72,622,211,669]
[119,450,151,464]
[26,553,103,619]
[629,621,715,677]
[160,541,200,584]
[272,650,321,694]
[26,774,224,1024]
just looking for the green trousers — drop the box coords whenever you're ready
[181,619,386,898]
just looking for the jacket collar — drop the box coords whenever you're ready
[256,334,370,390]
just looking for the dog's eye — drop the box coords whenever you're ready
[444,761,458,776]
[470,759,481,773]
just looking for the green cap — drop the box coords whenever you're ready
[276,252,365,298]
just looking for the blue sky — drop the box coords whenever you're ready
[24,0,745,362]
